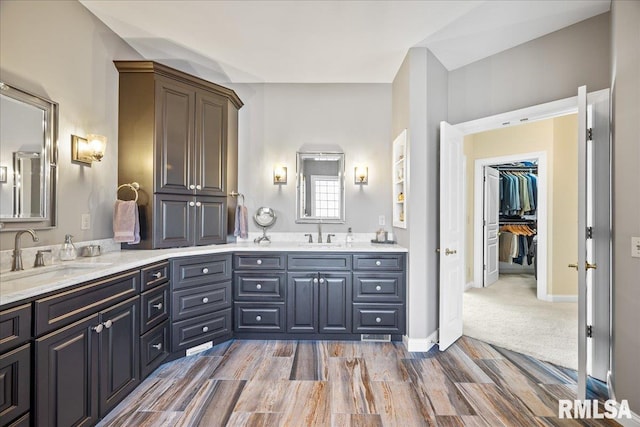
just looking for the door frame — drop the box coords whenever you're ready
[473,152,549,300]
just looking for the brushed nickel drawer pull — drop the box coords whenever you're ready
[256,259,262,265]
[376,317,382,323]
[189,184,196,190]
[152,272,162,279]
[152,302,163,310]
[195,201,202,207]
[202,326,209,332]
[202,297,209,303]
[202,267,209,274]
[103,320,113,329]
[196,184,202,190]
[319,278,325,284]
[256,284,262,290]
[376,285,382,291]
[375,260,381,266]
[152,343,162,350]
[92,324,104,333]
[189,201,195,207]
[256,315,262,321]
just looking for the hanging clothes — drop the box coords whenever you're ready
[499,223,536,265]
[499,170,537,216]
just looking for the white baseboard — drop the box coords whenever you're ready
[465,281,474,291]
[608,377,640,426]
[403,330,438,352]
[543,294,578,302]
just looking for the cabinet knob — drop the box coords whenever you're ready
[202,326,209,332]
[375,260,382,266]
[92,324,104,333]
[152,272,162,279]
[196,184,202,190]
[319,278,325,284]
[195,201,202,207]
[256,315,262,322]
[103,319,113,329]
[202,267,209,274]
[202,297,209,303]
[189,184,196,190]
[313,278,318,284]
[256,284,262,290]
[256,259,262,265]
[152,302,163,310]
[152,343,162,350]
[376,285,382,291]
[376,317,382,323]
[189,201,196,207]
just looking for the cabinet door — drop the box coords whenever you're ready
[154,194,195,248]
[155,78,195,195]
[36,314,100,427]
[195,196,226,245]
[99,297,140,418]
[195,91,227,196]
[318,273,352,334]
[0,344,30,426]
[287,274,317,333]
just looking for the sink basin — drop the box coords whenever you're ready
[297,242,343,248]
[0,262,112,283]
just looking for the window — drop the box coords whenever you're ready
[311,175,340,218]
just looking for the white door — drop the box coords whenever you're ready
[576,87,611,397]
[483,166,500,286]
[439,121,465,350]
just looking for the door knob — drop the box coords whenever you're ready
[445,248,457,256]
[568,263,579,270]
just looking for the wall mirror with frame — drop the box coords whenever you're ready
[295,151,345,224]
[0,82,58,231]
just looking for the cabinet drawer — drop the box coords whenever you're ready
[287,254,351,271]
[141,284,169,334]
[171,308,232,352]
[172,254,231,289]
[172,282,231,321]
[234,273,285,300]
[234,303,285,332]
[0,344,30,426]
[34,270,139,336]
[352,304,405,334]
[140,321,169,379]
[234,254,285,270]
[0,304,31,354]
[353,254,405,271]
[141,262,169,291]
[353,273,404,303]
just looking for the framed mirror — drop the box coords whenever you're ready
[0,82,58,231]
[296,151,345,224]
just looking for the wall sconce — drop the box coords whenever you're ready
[273,165,287,184]
[72,134,107,165]
[354,166,368,185]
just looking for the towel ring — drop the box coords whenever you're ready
[117,182,140,203]
[230,191,245,205]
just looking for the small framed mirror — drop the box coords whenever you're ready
[0,82,58,231]
[296,151,345,224]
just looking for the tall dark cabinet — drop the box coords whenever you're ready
[115,61,243,249]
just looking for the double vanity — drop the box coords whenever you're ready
[0,242,406,427]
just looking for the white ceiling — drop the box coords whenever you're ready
[80,0,610,83]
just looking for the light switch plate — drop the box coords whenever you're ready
[81,214,90,230]
[379,215,386,226]
[632,237,640,258]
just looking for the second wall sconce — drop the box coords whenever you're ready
[355,165,368,185]
[273,165,287,184]
[72,134,107,165]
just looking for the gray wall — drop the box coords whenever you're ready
[232,83,392,235]
[611,0,640,413]
[448,13,611,124]
[391,48,447,345]
[0,0,141,250]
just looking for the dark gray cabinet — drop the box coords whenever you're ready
[170,254,233,352]
[0,344,30,427]
[115,60,243,249]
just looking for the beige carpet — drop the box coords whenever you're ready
[463,274,578,370]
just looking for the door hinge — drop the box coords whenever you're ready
[587,325,593,338]
[587,128,593,141]
[483,220,486,226]
[586,227,593,239]
[483,264,487,271]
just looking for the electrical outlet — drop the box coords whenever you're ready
[81,214,91,230]
[379,215,385,226]
[632,237,640,258]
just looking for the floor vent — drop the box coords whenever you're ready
[361,334,391,342]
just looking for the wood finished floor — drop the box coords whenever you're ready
[98,336,617,427]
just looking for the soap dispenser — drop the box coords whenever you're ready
[59,234,77,261]
[345,227,354,246]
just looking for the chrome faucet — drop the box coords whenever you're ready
[317,223,323,244]
[11,229,39,271]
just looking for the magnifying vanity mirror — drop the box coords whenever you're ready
[296,151,345,224]
[254,207,277,244]
[0,82,58,231]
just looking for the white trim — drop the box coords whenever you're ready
[473,152,549,301]
[465,281,475,291]
[545,294,578,303]
[403,330,438,352]
[611,405,640,427]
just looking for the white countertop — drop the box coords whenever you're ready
[0,241,406,307]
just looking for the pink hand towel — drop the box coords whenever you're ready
[113,200,140,244]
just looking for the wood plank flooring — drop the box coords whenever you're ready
[97,336,617,427]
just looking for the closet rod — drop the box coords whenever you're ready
[494,165,538,172]
[499,220,537,225]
